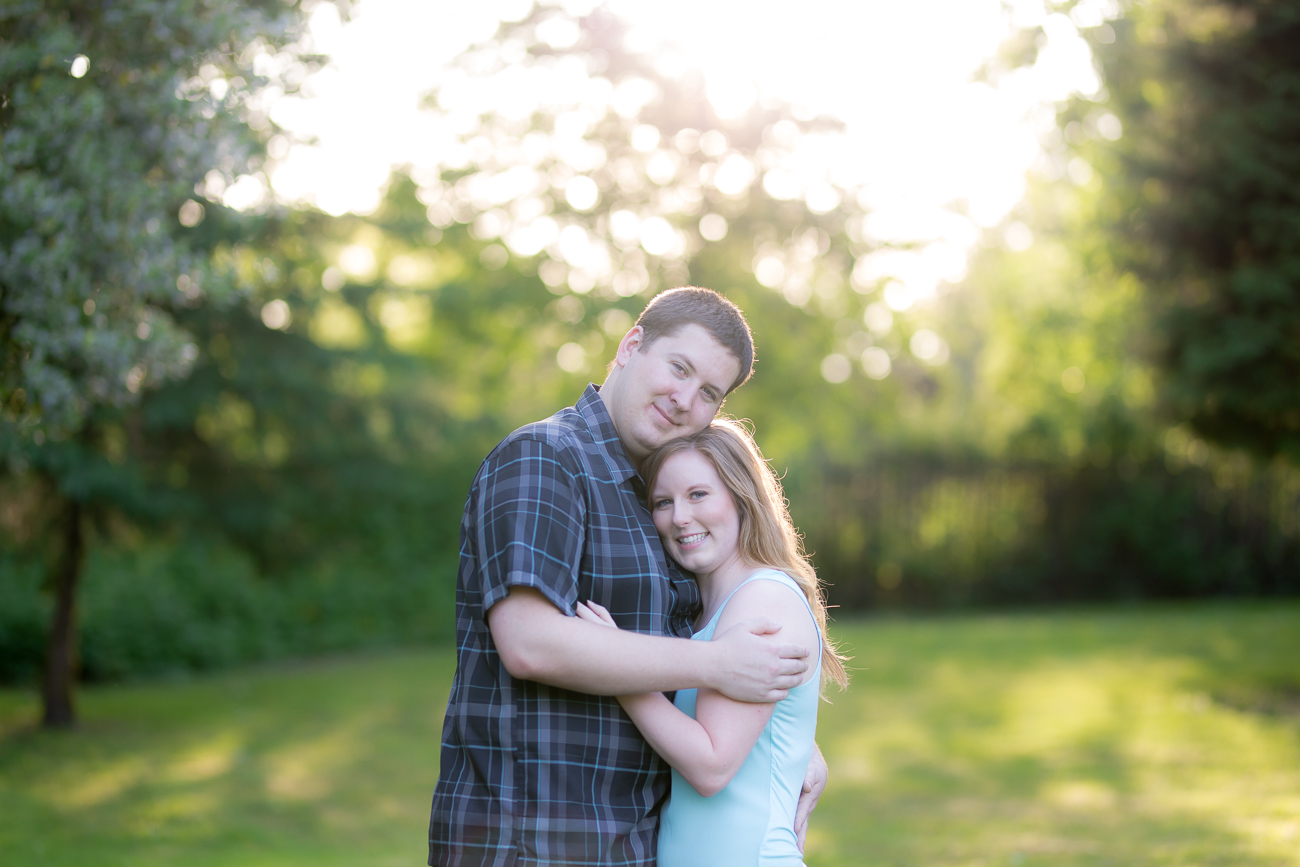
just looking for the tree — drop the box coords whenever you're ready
[1072,0,1300,459]
[0,0,323,727]
[409,4,987,451]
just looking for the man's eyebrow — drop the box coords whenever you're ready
[667,350,695,374]
[671,350,728,397]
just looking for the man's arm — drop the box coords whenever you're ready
[488,586,809,701]
[794,742,828,852]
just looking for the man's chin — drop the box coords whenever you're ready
[633,432,675,459]
[644,414,678,438]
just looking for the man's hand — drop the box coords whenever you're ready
[707,618,809,703]
[794,742,827,853]
[490,588,809,698]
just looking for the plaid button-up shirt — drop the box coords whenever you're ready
[429,385,701,867]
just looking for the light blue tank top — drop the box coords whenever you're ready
[656,569,821,867]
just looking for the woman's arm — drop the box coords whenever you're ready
[577,579,819,797]
[614,687,771,797]
[577,599,772,796]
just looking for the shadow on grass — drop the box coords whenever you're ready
[0,649,457,867]
[811,603,1300,866]
[2,604,1298,867]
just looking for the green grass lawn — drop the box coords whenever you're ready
[2,602,1298,866]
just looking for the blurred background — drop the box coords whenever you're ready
[3,0,1299,751]
[4,1,1300,864]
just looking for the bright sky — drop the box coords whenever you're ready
[257,0,1109,301]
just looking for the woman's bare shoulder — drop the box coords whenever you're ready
[715,570,819,650]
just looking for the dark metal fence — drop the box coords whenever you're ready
[787,455,1300,610]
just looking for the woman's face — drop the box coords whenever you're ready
[650,449,743,580]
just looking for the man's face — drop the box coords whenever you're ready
[606,324,742,463]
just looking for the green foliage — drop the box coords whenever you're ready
[1073,0,1300,458]
[6,0,1300,699]
[798,450,1300,610]
[787,85,1300,609]
[0,0,313,457]
[0,552,44,683]
[77,540,279,682]
[414,4,895,396]
[0,535,455,686]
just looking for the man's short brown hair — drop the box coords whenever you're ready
[634,287,754,394]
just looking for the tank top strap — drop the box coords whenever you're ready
[700,569,818,646]
[744,568,816,622]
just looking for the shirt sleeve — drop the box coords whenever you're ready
[473,435,586,616]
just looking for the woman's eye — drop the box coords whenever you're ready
[653,498,671,509]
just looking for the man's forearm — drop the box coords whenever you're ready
[491,587,808,700]
[489,589,717,694]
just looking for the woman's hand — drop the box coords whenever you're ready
[575,600,619,629]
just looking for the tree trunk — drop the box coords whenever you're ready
[41,496,84,729]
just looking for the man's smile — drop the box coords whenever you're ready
[651,403,677,426]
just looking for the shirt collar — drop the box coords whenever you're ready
[576,383,640,486]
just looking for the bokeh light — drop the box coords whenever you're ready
[861,347,892,381]
[821,354,851,384]
[248,0,1115,315]
[260,300,292,330]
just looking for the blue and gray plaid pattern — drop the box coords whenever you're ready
[429,385,700,867]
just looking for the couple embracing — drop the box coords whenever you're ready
[429,287,848,867]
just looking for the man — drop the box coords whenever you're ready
[429,287,825,867]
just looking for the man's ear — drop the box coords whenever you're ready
[614,325,645,367]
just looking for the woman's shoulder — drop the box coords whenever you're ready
[747,566,799,587]
[716,571,821,685]
[716,569,817,638]
[733,567,807,603]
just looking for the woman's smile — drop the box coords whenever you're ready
[650,450,744,582]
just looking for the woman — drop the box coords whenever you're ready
[577,418,849,866]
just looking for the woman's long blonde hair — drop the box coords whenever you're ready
[642,417,849,690]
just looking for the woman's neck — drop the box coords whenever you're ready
[695,557,760,627]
